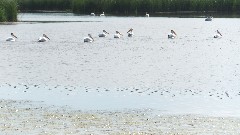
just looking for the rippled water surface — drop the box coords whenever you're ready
[0,13,240,116]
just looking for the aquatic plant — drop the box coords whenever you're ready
[0,0,18,22]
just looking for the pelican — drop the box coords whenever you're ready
[145,12,149,17]
[38,34,50,42]
[168,30,177,39]
[84,34,94,42]
[90,13,95,16]
[214,30,222,38]
[100,12,105,16]
[127,28,134,37]
[114,31,123,38]
[98,30,109,37]
[6,33,17,42]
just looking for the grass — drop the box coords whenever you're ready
[0,0,18,22]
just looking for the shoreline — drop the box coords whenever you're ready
[0,99,240,134]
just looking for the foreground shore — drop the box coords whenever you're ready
[0,99,239,134]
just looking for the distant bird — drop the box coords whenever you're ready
[168,30,177,39]
[205,16,213,21]
[145,12,149,17]
[100,12,105,16]
[214,30,222,38]
[6,33,17,42]
[38,34,50,42]
[127,28,134,37]
[90,13,95,16]
[98,30,109,37]
[84,34,94,42]
[114,31,123,38]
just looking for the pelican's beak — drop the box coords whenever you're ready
[45,35,50,40]
[91,36,94,41]
[13,34,18,39]
[218,31,222,36]
[172,30,177,36]
[127,29,133,33]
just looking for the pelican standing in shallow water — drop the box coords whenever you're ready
[38,34,50,42]
[90,13,95,16]
[84,34,94,42]
[168,30,177,39]
[127,28,134,37]
[114,31,123,38]
[100,12,105,16]
[6,33,17,42]
[98,30,109,37]
[145,12,149,17]
[214,30,222,38]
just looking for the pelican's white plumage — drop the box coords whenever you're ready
[38,34,50,42]
[145,12,149,17]
[84,34,94,42]
[90,13,95,16]
[168,30,177,39]
[114,31,123,38]
[100,12,105,16]
[98,30,109,37]
[6,33,17,42]
[214,30,222,38]
[127,28,134,37]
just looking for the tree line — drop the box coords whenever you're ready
[18,0,240,15]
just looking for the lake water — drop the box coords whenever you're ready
[0,13,240,117]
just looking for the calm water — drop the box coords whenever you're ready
[0,13,240,116]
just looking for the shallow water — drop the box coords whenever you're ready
[0,13,240,116]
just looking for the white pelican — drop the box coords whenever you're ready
[90,13,95,16]
[98,30,109,37]
[127,28,134,37]
[100,12,105,16]
[6,33,17,42]
[38,34,50,42]
[214,30,222,38]
[168,30,177,39]
[84,34,94,42]
[114,31,123,38]
[145,12,149,17]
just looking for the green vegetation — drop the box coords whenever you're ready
[0,0,18,22]
[18,0,72,11]
[17,0,240,15]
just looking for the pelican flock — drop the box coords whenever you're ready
[127,28,134,37]
[114,31,123,38]
[84,34,94,42]
[38,34,50,42]
[214,30,222,38]
[168,30,177,39]
[98,30,109,37]
[6,33,17,42]
[3,29,223,43]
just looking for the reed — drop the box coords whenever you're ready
[0,0,18,22]
[17,0,240,15]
